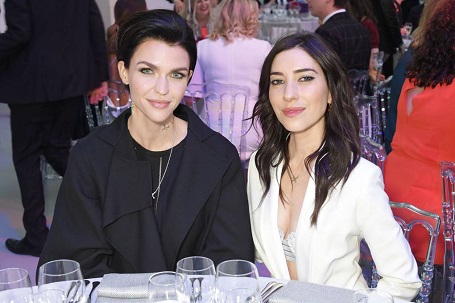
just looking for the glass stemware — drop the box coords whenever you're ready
[37,259,86,303]
[176,256,216,303]
[215,260,260,303]
[148,271,182,303]
[0,268,34,303]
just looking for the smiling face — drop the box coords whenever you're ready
[195,0,211,17]
[118,39,192,128]
[269,47,331,139]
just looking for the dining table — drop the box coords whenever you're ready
[258,14,319,45]
[80,273,415,303]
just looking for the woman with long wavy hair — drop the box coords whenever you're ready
[247,32,421,301]
[384,0,455,267]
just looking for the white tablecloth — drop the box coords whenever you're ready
[259,15,319,44]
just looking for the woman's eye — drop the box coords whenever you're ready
[270,79,284,85]
[171,72,185,79]
[299,75,314,82]
[140,68,153,75]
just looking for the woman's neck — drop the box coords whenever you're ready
[128,114,178,151]
[197,13,209,27]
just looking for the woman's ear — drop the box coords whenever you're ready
[118,61,129,85]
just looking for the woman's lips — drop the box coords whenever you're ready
[149,100,171,109]
[282,107,305,117]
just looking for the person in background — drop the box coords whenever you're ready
[0,0,108,257]
[307,0,371,71]
[345,0,382,82]
[247,32,421,301]
[107,0,147,108]
[369,0,403,77]
[181,0,214,41]
[384,0,436,154]
[187,0,271,166]
[38,9,254,278]
[384,0,455,269]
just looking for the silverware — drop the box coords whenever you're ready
[87,281,100,303]
[66,280,81,303]
[261,281,284,303]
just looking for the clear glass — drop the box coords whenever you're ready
[176,256,216,303]
[37,259,86,303]
[404,22,413,37]
[215,260,260,303]
[33,289,66,303]
[352,288,394,303]
[148,271,182,303]
[0,268,33,303]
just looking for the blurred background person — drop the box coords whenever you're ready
[384,0,455,272]
[187,0,271,167]
[107,0,147,108]
[384,0,437,153]
[181,0,215,41]
[0,0,109,257]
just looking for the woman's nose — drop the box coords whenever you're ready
[154,76,169,96]
[283,82,298,102]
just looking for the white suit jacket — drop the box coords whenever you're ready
[247,153,421,301]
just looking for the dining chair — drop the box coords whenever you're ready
[360,135,386,173]
[441,161,455,303]
[369,202,441,303]
[184,81,251,168]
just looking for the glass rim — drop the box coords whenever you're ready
[39,259,81,277]
[216,259,258,277]
[149,271,184,287]
[0,268,30,285]
[176,256,215,273]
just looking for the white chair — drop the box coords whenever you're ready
[441,161,455,303]
[185,81,251,168]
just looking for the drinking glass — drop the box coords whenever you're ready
[215,260,260,303]
[33,289,66,303]
[0,268,33,303]
[176,256,216,303]
[37,259,86,303]
[352,288,394,303]
[148,271,182,303]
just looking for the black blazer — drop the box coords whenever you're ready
[38,105,255,278]
[370,0,403,54]
[315,12,371,70]
[0,0,109,104]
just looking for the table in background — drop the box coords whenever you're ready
[259,14,319,45]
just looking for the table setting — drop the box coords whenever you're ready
[1,257,416,303]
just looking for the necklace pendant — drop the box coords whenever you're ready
[152,192,156,199]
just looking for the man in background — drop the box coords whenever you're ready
[0,0,109,257]
[307,0,371,70]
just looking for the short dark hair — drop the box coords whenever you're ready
[116,9,197,73]
[334,0,347,8]
[252,32,360,225]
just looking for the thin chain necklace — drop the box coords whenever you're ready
[288,168,300,183]
[151,125,177,200]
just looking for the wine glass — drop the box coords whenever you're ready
[176,256,216,303]
[0,268,33,303]
[215,260,260,303]
[33,289,66,303]
[148,271,183,303]
[37,259,86,303]
[352,288,394,303]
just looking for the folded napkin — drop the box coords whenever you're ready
[96,273,151,303]
[269,280,354,303]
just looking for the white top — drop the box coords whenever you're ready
[247,153,422,301]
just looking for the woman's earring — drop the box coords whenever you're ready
[131,101,136,111]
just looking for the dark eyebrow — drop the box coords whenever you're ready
[270,68,318,76]
[136,61,190,74]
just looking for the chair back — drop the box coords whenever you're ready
[360,135,386,173]
[370,202,440,303]
[441,161,455,303]
[185,81,251,167]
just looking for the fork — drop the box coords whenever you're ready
[261,281,284,303]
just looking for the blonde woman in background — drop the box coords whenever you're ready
[181,0,216,40]
[188,0,272,166]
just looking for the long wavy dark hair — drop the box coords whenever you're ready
[251,32,360,226]
[405,0,455,88]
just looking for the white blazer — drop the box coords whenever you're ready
[247,153,421,301]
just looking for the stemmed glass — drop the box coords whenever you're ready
[148,271,182,303]
[176,256,216,303]
[0,268,33,303]
[402,22,413,51]
[352,288,394,303]
[404,22,413,37]
[37,259,86,303]
[215,260,260,303]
